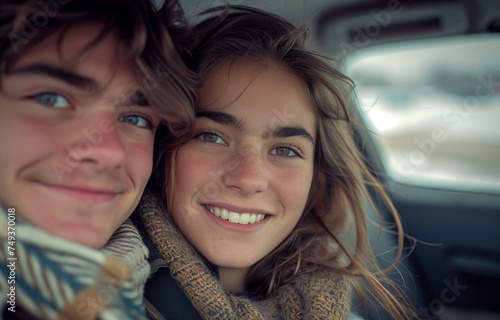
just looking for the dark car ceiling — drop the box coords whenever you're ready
[180,0,500,54]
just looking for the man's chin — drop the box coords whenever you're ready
[38,220,113,249]
[59,230,112,249]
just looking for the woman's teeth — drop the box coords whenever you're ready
[205,205,265,225]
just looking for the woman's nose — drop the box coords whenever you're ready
[222,147,268,195]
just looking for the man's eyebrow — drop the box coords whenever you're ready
[266,126,315,145]
[196,110,244,130]
[10,63,97,91]
[124,90,150,107]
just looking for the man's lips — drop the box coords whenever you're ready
[37,183,122,203]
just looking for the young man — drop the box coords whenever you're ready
[0,0,197,319]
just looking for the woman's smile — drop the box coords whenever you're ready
[204,204,267,225]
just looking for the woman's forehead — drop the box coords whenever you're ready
[198,60,316,141]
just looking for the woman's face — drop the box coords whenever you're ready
[169,60,316,276]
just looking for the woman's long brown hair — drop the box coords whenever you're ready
[165,5,417,319]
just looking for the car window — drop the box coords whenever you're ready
[344,34,500,194]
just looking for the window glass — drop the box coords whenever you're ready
[344,34,500,194]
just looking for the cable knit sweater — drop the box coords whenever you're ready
[136,188,351,320]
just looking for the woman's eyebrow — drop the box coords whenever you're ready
[10,63,97,91]
[265,126,315,145]
[196,110,314,144]
[196,110,244,130]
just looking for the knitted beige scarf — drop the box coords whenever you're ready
[137,189,351,320]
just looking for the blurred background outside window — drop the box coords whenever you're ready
[345,35,500,194]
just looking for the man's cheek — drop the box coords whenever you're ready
[129,144,155,180]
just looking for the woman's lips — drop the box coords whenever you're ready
[202,204,270,234]
[204,204,266,225]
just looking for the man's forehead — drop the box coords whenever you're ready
[13,22,123,72]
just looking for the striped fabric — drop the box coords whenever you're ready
[0,208,150,320]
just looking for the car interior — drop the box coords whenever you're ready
[179,0,500,319]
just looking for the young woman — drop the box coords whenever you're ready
[136,5,417,319]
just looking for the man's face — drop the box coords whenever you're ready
[0,23,161,249]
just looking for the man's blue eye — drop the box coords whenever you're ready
[35,93,69,108]
[119,115,151,128]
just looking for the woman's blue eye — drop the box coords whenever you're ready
[35,93,69,109]
[119,115,151,128]
[270,147,298,157]
[197,132,228,145]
